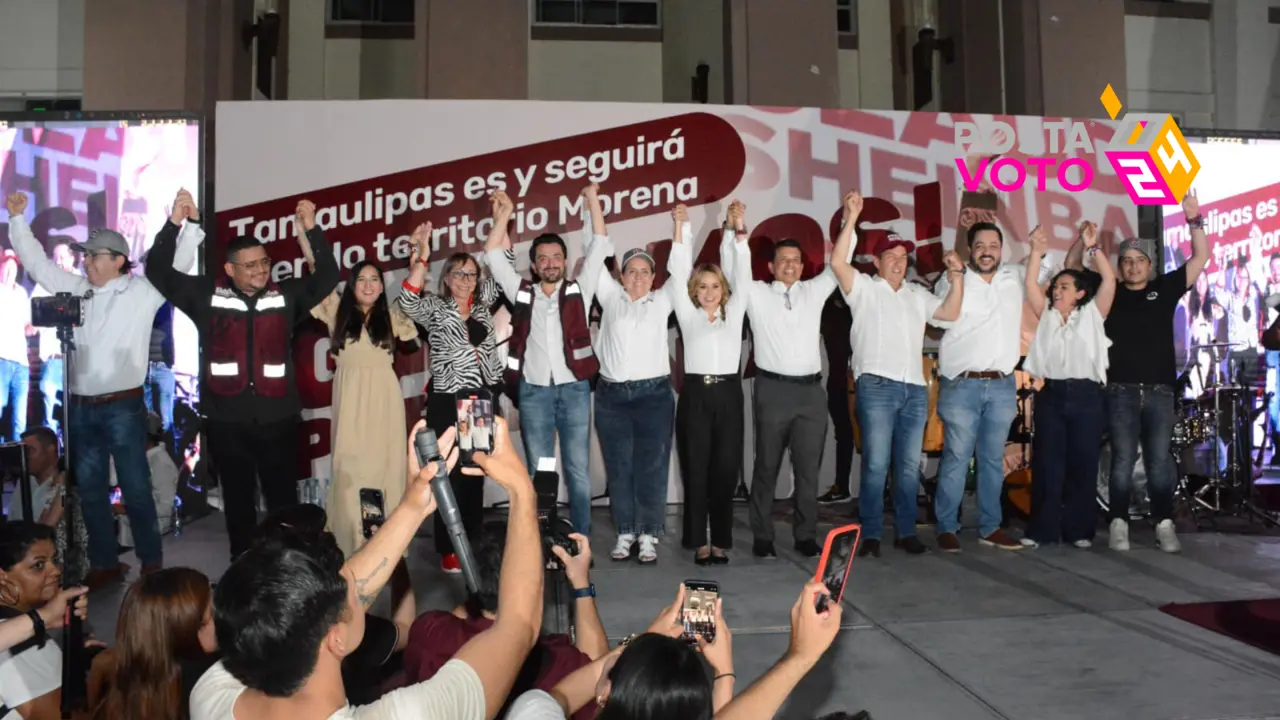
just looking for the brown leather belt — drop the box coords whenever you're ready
[71,386,143,405]
[961,371,1007,380]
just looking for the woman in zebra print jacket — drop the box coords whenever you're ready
[399,219,513,573]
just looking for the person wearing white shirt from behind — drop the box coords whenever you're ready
[830,191,965,559]
[5,191,199,590]
[667,202,752,565]
[1020,222,1116,549]
[591,213,679,565]
[0,252,34,444]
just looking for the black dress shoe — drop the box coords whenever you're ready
[858,539,882,558]
[753,540,777,558]
[710,552,729,565]
[794,539,821,557]
[894,536,929,555]
[695,552,714,566]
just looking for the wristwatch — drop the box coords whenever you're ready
[1187,214,1206,229]
[573,583,596,599]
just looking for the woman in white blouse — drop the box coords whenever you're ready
[592,223,680,564]
[1021,221,1116,548]
[667,202,753,565]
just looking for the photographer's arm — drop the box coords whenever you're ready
[553,537,609,659]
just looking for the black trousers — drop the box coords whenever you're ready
[426,386,490,556]
[677,376,743,549]
[206,417,300,559]
[826,377,855,493]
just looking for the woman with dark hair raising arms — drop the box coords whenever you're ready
[398,206,512,573]
[87,567,218,720]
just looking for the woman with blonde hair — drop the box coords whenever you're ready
[667,201,753,564]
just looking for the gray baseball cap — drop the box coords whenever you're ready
[1117,237,1156,263]
[71,228,130,257]
[621,247,655,270]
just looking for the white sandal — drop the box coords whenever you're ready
[611,534,636,561]
[638,534,658,563]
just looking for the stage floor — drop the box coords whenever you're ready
[88,504,1280,720]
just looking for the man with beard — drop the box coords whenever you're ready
[1066,190,1208,553]
[147,189,339,561]
[927,218,1028,552]
[486,183,612,536]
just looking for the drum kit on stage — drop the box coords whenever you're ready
[1003,342,1280,529]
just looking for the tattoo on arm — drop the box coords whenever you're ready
[355,557,389,606]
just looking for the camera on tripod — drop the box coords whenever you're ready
[31,292,84,328]
[533,459,580,571]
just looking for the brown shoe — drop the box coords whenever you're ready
[85,564,127,592]
[937,532,962,553]
[979,528,1023,550]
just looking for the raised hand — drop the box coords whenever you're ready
[410,222,433,263]
[170,189,199,224]
[491,191,514,219]
[645,584,687,639]
[1183,188,1200,219]
[673,203,689,226]
[787,581,842,664]
[726,199,747,232]
[296,199,317,231]
[471,417,533,492]
[1028,225,1048,256]
[943,250,964,274]
[842,191,864,223]
[39,586,89,630]
[1079,220,1099,249]
[696,598,734,676]
[581,183,600,201]
[5,192,27,217]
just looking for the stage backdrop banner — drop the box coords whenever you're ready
[215,100,1140,507]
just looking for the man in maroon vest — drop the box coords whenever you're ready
[485,185,613,534]
[146,190,339,560]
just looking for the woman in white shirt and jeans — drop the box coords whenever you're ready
[667,202,752,565]
[1021,222,1116,548]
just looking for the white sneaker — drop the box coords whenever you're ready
[1073,539,1092,549]
[1019,537,1039,548]
[1155,519,1181,553]
[638,534,658,563]
[1108,519,1130,551]
[611,534,636,561]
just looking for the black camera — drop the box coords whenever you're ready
[539,514,580,570]
[31,292,84,328]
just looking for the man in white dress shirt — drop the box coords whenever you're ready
[29,241,79,436]
[738,208,837,558]
[830,191,965,557]
[0,252,33,443]
[5,191,198,589]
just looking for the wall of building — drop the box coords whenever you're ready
[528,39,664,102]
[0,0,83,99]
[1125,7,1215,127]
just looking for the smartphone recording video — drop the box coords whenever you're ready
[455,389,495,467]
[360,488,386,539]
[814,523,861,612]
[681,580,719,644]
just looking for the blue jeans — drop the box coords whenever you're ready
[0,359,28,443]
[69,392,162,570]
[1267,351,1279,438]
[594,377,675,537]
[1106,383,1177,522]
[935,375,1018,537]
[143,361,176,435]
[855,375,928,541]
[40,358,63,435]
[1028,380,1106,543]
[519,379,594,535]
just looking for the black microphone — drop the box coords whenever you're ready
[414,428,481,594]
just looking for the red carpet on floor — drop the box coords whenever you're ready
[1159,598,1280,656]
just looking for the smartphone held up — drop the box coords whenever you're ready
[681,580,719,644]
[455,389,495,467]
[813,523,861,612]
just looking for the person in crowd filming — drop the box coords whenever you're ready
[0,522,96,720]
[6,192,200,589]
[146,190,339,562]
[1021,223,1116,548]
[486,185,613,538]
[86,567,217,720]
[667,201,752,565]
[405,522,607,718]
[190,418,545,720]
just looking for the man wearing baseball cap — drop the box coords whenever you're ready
[830,191,965,558]
[4,191,200,589]
[1066,190,1209,553]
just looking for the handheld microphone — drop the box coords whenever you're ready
[414,428,481,594]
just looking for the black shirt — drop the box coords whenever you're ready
[1098,264,1190,385]
[821,291,852,388]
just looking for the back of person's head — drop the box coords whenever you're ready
[94,568,215,720]
[597,634,713,720]
[254,503,329,546]
[214,532,352,697]
[463,521,507,618]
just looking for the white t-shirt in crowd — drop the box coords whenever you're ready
[189,658,485,720]
[506,690,567,719]
[0,640,62,713]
